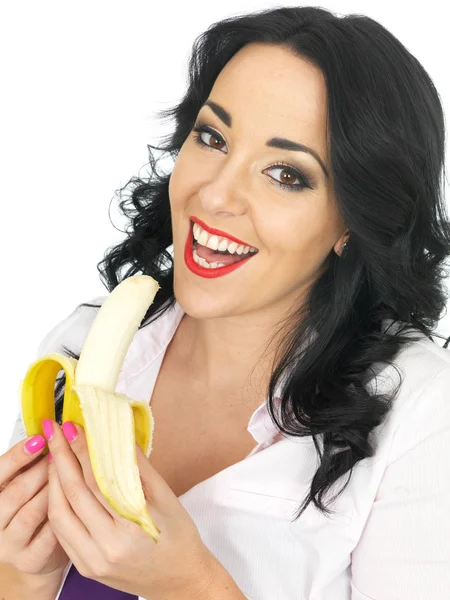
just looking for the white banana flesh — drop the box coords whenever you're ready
[71,386,158,539]
[72,275,161,541]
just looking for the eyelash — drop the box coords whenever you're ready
[191,122,314,192]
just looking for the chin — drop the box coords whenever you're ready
[172,279,238,321]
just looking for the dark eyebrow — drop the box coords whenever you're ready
[202,100,329,179]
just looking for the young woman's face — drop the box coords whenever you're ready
[169,42,348,320]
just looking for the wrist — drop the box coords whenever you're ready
[18,567,67,597]
[191,547,247,600]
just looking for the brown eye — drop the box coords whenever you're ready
[264,163,311,192]
[279,169,296,185]
[192,123,314,193]
[194,128,226,151]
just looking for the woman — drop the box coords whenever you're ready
[2,6,450,599]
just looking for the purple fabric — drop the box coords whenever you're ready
[59,564,138,600]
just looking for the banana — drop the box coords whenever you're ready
[20,275,162,542]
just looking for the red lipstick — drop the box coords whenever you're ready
[184,222,255,279]
[191,216,255,248]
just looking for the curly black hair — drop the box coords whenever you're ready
[53,6,450,521]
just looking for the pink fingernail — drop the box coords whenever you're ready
[48,452,54,462]
[24,435,46,454]
[62,421,77,442]
[42,420,54,441]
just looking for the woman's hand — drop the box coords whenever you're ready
[0,435,69,576]
[45,420,216,599]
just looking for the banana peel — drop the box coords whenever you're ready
[20,275,161,542]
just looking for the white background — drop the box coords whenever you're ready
[1,1,449,453]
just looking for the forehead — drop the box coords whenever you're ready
[204,43,329,166]
[208,43,328,141]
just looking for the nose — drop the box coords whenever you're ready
[198,161,249,218]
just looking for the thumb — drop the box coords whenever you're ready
[135,443,181,512]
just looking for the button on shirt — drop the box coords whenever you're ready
[8,296,450,599]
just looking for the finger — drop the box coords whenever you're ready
[28,514,47,543]
[9,452,45,478]
[24,518,69,568]
[47,451,101,568]
[26,518,57,550]
[136,443,180,514]
[36,521,86,577]
[59,422,124,520]
[0,435,47,488]
[47,450,92,545]
[4,483,49,551]
[46,421,115,540]
[0,456,48,529]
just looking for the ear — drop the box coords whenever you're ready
[334,232,350,257]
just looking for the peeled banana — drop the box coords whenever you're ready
[20,275,162,542]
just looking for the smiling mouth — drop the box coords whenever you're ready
[191,220,258,266]
[191,218,258,250]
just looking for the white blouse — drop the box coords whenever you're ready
[8,296,450,599]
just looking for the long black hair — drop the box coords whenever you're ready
[53,6,450,520]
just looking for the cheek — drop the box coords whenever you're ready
[261,221,312,256]
[261,219,331,280]
[169,152,199,208]
[168,162,182,207]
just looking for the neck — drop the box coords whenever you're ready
[173,305,292,401]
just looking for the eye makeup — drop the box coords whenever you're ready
[191,119,316,192]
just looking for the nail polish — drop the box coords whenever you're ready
[48,452,54,462]
[62,421,77,442]
[42,419,54,441]
[24,435,46,454]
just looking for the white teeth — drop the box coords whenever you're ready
[192,222,258,255]
[206,235,220,251]
[217,239,229,252]
[198,230,209,246]
[193,248,226,269]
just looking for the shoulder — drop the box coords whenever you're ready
[36,294,185,373]
[368,330,450,465]
[6,297,107,450]
[36,296,107,357]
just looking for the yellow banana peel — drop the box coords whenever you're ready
[20,275,161,542]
